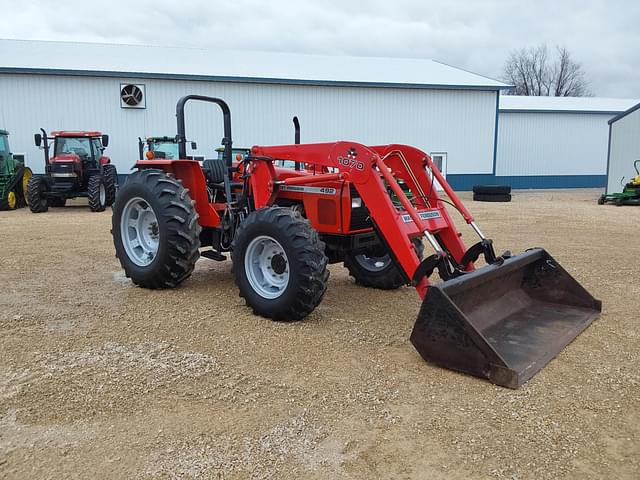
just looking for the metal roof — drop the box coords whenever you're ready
[0,38,510,90]
[608,101,640,124]
[499,95,639,114]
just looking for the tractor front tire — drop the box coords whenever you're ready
[103,164,118,205]
[0,191,17,210]
[88,175,107,212]
[344,240,423,290]
[112,169,201,289]
[27,176,49,213]
[232,207,329,321]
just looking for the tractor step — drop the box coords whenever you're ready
[201,249,227,261]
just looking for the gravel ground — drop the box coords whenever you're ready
[0,189,638,479]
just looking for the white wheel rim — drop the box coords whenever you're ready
[245,235,289,299]
[99,183,106,205]
[354,253,392,272]
[120,197,159,267]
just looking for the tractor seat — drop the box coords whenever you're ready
[202,158,243,192]
[202,158,226,184]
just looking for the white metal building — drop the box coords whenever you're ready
[606,102,640,193]
[0,39,509,190]
[494,96,638,189]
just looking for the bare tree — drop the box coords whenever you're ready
[502,45,592,96]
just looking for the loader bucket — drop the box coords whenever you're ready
[410,248,601,388]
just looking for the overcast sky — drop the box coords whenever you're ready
[1,0,638,97]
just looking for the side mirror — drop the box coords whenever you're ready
[190,141,197,150]
[102,134,109,147]
[34,133,42,147]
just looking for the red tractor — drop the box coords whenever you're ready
[112,95,601,388]
[27,130,117,212]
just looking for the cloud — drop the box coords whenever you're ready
[0,0,638,97]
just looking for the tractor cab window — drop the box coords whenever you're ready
[92,139,103,159]
[0,137,8,173]
[217,148,250,163]
[147,141,179,160]
[55,137,92,161]
[0,136,8,157]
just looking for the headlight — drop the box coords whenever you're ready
[351,197,362,208]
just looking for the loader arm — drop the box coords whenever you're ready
[250,142,471,298]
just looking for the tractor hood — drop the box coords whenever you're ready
[51,153,81,164]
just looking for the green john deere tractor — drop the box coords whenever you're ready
[0,130,32,210]
[598,160,640,206]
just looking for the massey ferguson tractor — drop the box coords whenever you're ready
[112,95,601,388]
[27,130,117,212]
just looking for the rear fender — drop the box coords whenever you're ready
[135,160,220,227]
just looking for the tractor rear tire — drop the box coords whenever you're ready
[88,175,107,212]
[16,167,32,208]
[232,207,329,321]
[344,239,423,290]
[27,176,49,213]
[103,164,118,205]
[112,169,201,289]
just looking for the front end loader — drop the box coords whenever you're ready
[112,95,601,388]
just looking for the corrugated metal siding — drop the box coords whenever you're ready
[607,109,640,193]
[0,74,496,175]
[496,112,613,176]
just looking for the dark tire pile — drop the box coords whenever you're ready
[472,185,512,202]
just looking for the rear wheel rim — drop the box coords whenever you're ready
[120,197,160,267]
[22,170,32,202]
[354,253,392,272]
[245,235,290,299]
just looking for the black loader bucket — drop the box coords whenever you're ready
[410,248,601,388]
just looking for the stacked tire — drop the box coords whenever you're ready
[472,185,512,202]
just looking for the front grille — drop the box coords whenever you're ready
[51,162,75,174]
[349,184,372,231]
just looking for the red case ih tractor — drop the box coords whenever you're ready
[112,95,601,388]
[27,130,117,212]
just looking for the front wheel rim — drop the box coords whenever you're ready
[99,183,106,205]
[245,235,290,299]
[120,197,160,267]
[354,253,392,272]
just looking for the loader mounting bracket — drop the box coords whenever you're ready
[412,252,461,284]
[459,239,498,268]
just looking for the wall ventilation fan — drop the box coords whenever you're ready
[120,83,146,109]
